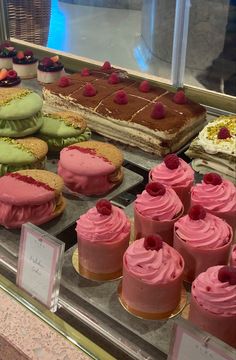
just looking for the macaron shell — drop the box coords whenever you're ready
[15,137,48,160]
[0,89,43,120]
[39,115,86,137]
[73,140,123,169]
[0,138,36,164]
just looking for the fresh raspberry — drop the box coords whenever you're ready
[217,127,231,139]
[145,182,166,196]
[96,199,112,215]
[164,154,180,169]
[24,49,33,57]
[173,90,187,104]
[41,57,54,67]
[108,72,120,84]
[83,83,96,97]
[144,235,163,251]
[16,51,24,60]
[139,80,151,93]
[101,61,111,70]
[114,90,128,104]
[203,173,222,186]
[81,68,90,76]
[58,76,71,87]
[218,266,236,285]
[7,70,17,79]
[151,102,166,119]
[188,205,206,220]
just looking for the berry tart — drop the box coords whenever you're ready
[0,68,21,87]
[13,49,38,79]
[0,42,16,69]
[37,55,65,83]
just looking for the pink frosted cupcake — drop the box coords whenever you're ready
[230,245,236,266]
[189,266,236,348]
[149,154,194,213]
[134,182,183,245]
[76,199,130,281]
[121,235,184,319]
[174,205,232,282]
[191,173,236,238]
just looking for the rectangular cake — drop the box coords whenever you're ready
[42,66,206,156]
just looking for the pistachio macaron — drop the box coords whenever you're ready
[38,111,91,151]
[0,88,43,137]
[0,137,48,176]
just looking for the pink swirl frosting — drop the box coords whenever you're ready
[76,205,130,243]
[0,200,55,228]
[192,266,236,315]
[175,213,232,249]
[124,238,184,284]
[231,245,236,266]
[135,185,183,220]
[150,159,194,187]
[191,180,236,213]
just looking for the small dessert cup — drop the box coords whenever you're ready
[173,227,233,282]
[134,206,184,246]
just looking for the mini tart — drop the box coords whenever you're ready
[0,69,21,87]
[58,140,124,195]
[38,111,91,151]
[13,52,38,79]
[0,88,43,137]
[37,56,65,84]
[0,137,48,176]
[0,169,66,229]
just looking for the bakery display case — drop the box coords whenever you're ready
[0,0,235,359]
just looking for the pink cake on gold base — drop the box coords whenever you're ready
[174,205,232,282]
[149,154,194,213]
[121,235,184,318]
[189,266,236,348]
[76,200,130,281]
[134,182,183,245]
[191,173,236,239]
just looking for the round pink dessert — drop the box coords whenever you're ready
[189,266,236,348]
[58,143,123,196]
[0,173,56,228]
[174,210,232,282]
[76,201,130,280]
[149,156,194,213]
[134,183,183,245]
[191,176,236,237]
[121,237,184,318]
[230,245,236,266]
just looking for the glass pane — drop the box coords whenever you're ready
[185,0,236,96]
[6,0,176,81]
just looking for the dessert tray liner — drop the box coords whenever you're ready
[0,158,143,260]
[60,244,189,355]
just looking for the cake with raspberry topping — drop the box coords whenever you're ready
[120,235,184,319]
[76,199,130,280]
[37,55,65,83]
[189,265,236,347]
[12,50,38,79]
[174,205,233,282]
[0,42,16,69]
[186,115,236,183]
[0,68,21,87]
[42,62,206,155]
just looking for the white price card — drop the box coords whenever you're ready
[17,223,65,311]
[168,318,236,360]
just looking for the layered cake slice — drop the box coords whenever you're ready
[186,115,236,183]
[43,64,206,155]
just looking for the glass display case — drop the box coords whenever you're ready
[0,1,235,359]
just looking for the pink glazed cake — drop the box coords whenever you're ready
[149,154,194,213]
[189,265,236,348]
[76,199,130,280]
[134,182,183,245]
[230,245,236,266]
[121,235,184,319]
[58,140,124,196]
[174,205,232,282]
[191,173,236,238]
